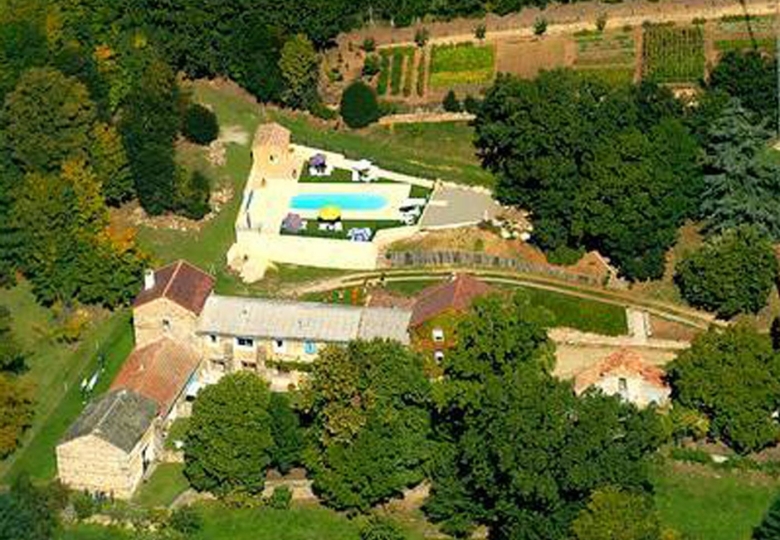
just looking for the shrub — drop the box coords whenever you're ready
[475,23,486,40]
[596,13,608,32]
[360,516,406,540]
[442,90,461,112]
[414,27,429,47]
[534,17,548,36]
[340,81,380,128]
[176,170,210,220]
[674,225,778,318]
[169,506,203,535]
[309,100,338,120]
[267,486,292,510]
[547,245,584,266]
[72,491,98,520]
[363,55,381,77]
[182,104,219,145]
[669,447,713,465]
[362,38,376,52]
[463,95,481,114]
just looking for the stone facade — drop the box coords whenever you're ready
[56,422,160,499]
[591,374,670,409]
[134,298,200,349]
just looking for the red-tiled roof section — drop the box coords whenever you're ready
[410,274,492,327]
[573,348,668,394]
[111,338,200,415]
[133,260,215,315]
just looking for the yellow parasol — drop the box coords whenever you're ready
[318,205,341,221]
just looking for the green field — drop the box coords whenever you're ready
[653,461,779,540]
[133,463,190,508]
[429,42,495,88]
[0,294,134,483]
[642,25,705,83]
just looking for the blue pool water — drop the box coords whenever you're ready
[290,193,387,211]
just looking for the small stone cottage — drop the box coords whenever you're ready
[56,389,159,499]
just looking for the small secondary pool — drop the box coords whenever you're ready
[290,193,387,211]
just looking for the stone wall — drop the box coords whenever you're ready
[56,426,159,499]
[134,298,199,349]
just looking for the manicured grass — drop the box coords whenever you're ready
[214,264,347,298]
[653,461,779,540]
[270,113,493,188]
[642,25,704,83]
[133,463,190,508]
[384,279,442,297]
[429,42,495,88]
[409,184,433,199]
[518,285,627,336]
[164,417,190,450]
[1,307,134,482]
[281,219,405,240]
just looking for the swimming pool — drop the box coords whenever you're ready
[290,193,388,211]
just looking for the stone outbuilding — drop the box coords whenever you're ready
[573,348,671,408]
[56,389,159,499]
[133,260,215,348]
[251,122,296,181]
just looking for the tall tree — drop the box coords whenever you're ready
[0,374,34,458]
[269,392,304,475]
[675,225,778,318]
[667,324,780,454]
[571,487,662,540]
[279,34,320,110]
[119,55,181,215]
[184,372,274,495]
[754,492,780,540]
[2,67,97,173]
[709,50,777,129]
[700,99,780,238]
[300,339,432,511]
[426,294,664,540]
[0,305,25,373]
[0,474,61,540]
[89,122,133,205]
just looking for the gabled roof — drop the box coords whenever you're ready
[133,260,215,315]
[410,274,492,327]
[111,338,201,415]
[573,348,668,394]
[61,389,157,453]
[254,122,291,149]
[197,295,411,345]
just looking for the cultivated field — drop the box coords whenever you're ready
[713,14,775,55]
[643,24,705,83]
[573,28,637,84]
[429,42,496,88]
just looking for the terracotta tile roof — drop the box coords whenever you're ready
[111,338,201,415]
[573,348,668,394]
[254,122,291,148]
[133,260,215,315]
[409,274,492,327]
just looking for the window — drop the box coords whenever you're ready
[618,377,628,395]
[304,341,317,355]
[209,334,218,346]
[270,153,278,164]
[432,328,444,342]
[434,350,445,362]
[236,337,254,349]
[162,319,171,332]
[273,339,287,354]
[211,359,226,373]
[242,361,256,372]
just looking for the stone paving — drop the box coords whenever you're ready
[419,183,503,229]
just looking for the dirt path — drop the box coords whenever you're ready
[339,0,774,49]
[283,269,722,330]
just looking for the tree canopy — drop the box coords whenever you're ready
[674,226,778,318]
[300,339,432,511]
[474,72,701,280]
[571,487,662,540]
[754,492,780,540]
[709,50,777,130]
[340,81,380,129]
[667,325,780,454]
[426,293,664,540]
[184,372,275,495]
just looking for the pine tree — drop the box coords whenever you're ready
[754,493,780,540]
[701,99,780,238]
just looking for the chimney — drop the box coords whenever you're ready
[144,269,156,291]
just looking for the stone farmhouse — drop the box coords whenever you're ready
[56,260,412,498]
[573,348,671,408]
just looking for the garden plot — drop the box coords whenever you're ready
[573,29,636,84]
[429,42,495,89]
[495,37,570,80]
[376,46,416,97]
[714,15,775,55]
[642,25,705,83]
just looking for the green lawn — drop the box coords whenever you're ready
[133,463,190,508]
[298,167,353,183]
[58,502,427,540]
[270,113,492,188]
[0,293,134,483]
[653,461,779,540]
[429,42,495,88]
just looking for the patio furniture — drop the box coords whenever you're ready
[281,212,305,233]
[347,227,372,242]
[308,153,331,177]
[318,206,342,222]
[352,159,376,182]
